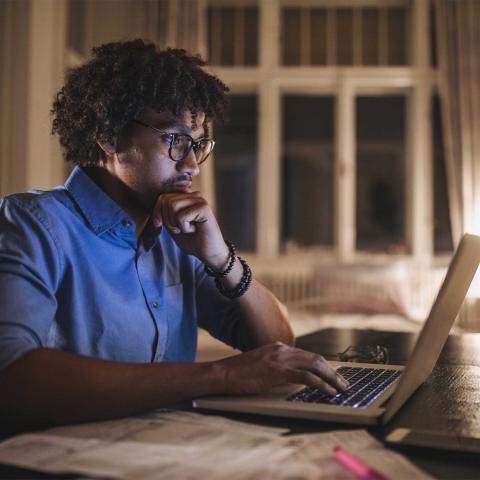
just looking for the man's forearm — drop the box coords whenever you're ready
[0,348,225,428]
[0,343,350,430]
[240,284,295,348]
[230,278,295,350]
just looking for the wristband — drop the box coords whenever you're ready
[214,256,252,299]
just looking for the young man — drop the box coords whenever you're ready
[0,40,347,427]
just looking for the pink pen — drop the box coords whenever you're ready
[334,446,388,480]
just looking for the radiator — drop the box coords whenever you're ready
[256,265,448,322]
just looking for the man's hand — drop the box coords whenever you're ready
[152,192,229,270]
[213,342,349,396]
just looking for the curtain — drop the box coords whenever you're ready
[435,0,480,244]
[436,0,480,330]
[156,0,204,55]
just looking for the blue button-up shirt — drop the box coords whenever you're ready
[0,167,242,371]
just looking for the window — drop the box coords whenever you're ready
[68,0,86,56]
[208,5,259,66]
[362,9,379,65]
[281,4,410,66]
[204,0,451,262]
[356,96,406,253]
[311,9,328,65]
[282,96,335,249]
[213,95,258,251]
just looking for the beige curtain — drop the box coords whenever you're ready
[156,0,204,55]
[435,0,480,245]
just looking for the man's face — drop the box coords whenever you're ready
[109,108,206,208]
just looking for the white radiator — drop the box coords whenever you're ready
[256,264,448,322]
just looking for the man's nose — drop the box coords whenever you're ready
[177,148,200,177]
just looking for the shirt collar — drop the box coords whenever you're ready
[64,166,131,235]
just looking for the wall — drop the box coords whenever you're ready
[0,0,67,196]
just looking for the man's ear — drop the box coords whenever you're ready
[96,140,116,159]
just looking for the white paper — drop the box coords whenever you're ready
[268,429,433,480]
[0,431,294,480]
[0,410,432,480]
[46,408,288,443]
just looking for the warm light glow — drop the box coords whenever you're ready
[466,267,480,298]
[465,221,480,297]
[465,223,480,237]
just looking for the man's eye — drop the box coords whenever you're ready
[161,133,175,145]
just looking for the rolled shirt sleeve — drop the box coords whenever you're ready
[0,196,61,371]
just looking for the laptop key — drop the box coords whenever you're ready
[286,367,402,408]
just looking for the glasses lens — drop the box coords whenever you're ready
[169,134,192,162]
[194,139,214,164]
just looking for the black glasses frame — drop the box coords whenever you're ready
[133,119,215,165]
[337,344,390,364]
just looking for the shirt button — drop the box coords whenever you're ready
[122,220,132,228]
[152,301,159,308]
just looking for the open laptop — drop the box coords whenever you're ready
[194,233,480,425]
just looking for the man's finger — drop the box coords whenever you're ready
[310,356,349,392]
[152,210,163,228]
[152,194,182,230]
[176,205,209,234]
[292,370,338,396]
[152,196,165,228]
[290,351,349,392]
[160,197,181,234]
[155,195,207,234]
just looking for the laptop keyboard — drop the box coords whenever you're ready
[286,366,402,409]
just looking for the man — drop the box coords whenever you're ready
[0,40,347,428]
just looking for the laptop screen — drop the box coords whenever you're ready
[383,233,480,422]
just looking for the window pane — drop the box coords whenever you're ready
[356,96,406,253]
[207,7,220,64]
[282,96,335,248]
[311,9,327,65]
[68,0,86,55]
[208,6,258,66]
[336,9,353,65]
[220,8,235,66]
[387,8,407,65]
[432,95,453,252]
[282,8,301,65]
[244,7,258,66]
[361,8,379,65]
[214,95,257,251]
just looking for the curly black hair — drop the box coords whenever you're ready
[51,39,229,165]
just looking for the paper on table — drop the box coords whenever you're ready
[46,408,288,444]
[0,431,295,480]
[266,429,433,480]
[0,410,432,480]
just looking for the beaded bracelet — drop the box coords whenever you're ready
[204,240,237,278]
[214,256,252,299]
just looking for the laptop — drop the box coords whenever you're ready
[194,233,480,425]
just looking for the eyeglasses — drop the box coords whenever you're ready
[133,119,215,165]
[337,344,390,364]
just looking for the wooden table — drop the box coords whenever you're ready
[209,328,480,478]
[1,329,480,479]
[295,328,480,479]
